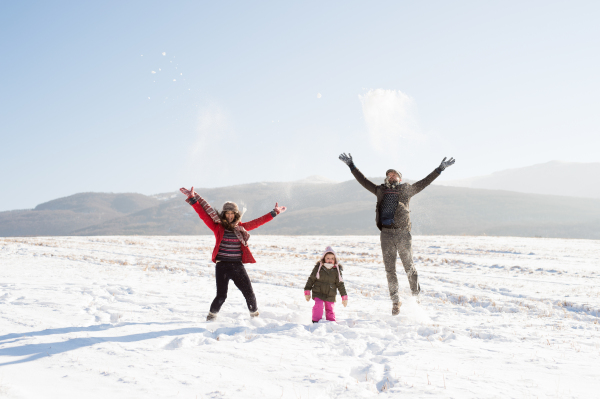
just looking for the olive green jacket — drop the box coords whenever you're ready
[304,263,347,302]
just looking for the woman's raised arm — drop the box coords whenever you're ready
[242,202,287,231]
[180,186,220,231]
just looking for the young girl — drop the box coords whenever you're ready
[180,186,287,321]
[304,246,348,323]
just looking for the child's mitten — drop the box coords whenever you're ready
[304,290,311,301]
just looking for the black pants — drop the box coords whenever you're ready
[210,261,257,314]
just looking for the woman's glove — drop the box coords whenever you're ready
[180,186,197,199]
[274,202,287,214]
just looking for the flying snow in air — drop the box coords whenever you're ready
[148,97,150,99]
[317,93,322,98]
[162,52,166,56]
[173,79,176,82]
[159,68,161,71]
[151,71,156,74]
[359,88,421,151]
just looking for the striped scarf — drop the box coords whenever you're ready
[191,194,250,246]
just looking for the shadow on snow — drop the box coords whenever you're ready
[0,323,206,367]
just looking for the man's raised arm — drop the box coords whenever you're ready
[339,153,377,195]
[411,157,456,195]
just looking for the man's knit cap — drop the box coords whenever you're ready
[386,169,402,179]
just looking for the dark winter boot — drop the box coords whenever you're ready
[312,320,319,324]
[206,312,217,321]
[392,302,402,316]
[250,310,260,318]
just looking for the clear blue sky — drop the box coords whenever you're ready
[2,1,599,211]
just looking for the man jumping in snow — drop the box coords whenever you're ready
[338,153,455,315]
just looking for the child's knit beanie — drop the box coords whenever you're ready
[317,246,343,282]
[321,246,337,263]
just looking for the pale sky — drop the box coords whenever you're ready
[2,1,599,211]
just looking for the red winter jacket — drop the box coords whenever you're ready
[190,201,274,264]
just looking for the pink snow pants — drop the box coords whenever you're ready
[312,298,336,322]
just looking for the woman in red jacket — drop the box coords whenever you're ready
[180,186,287,321]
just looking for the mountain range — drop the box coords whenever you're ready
[1,170,599,239]
[438,160,600,199]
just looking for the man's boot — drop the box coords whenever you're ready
[392,302,402,316]
[250,310,260,318]
[206,312,217,321]
[412,293,421,304]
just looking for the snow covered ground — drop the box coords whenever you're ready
[1,235,599,398]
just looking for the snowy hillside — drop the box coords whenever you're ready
[1,235,599,398]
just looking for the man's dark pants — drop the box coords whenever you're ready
[380,229,420,302]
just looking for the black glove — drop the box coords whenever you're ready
[437,157,455,172]
[339,153,355,170]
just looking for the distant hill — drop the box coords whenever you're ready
[0,193,159,236]
[1,177,599,239]
[438,161,600,199]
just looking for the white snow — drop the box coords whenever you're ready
[1,235,599,398]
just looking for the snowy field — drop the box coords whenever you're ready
[1,235,599,398]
